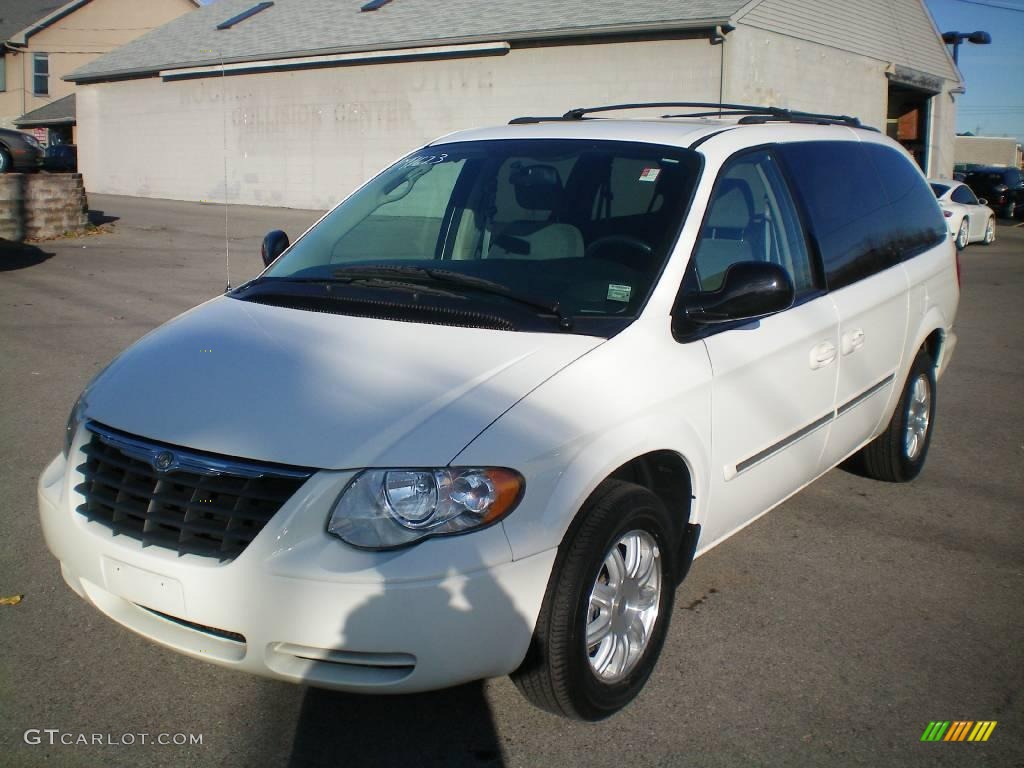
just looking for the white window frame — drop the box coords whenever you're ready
[32,52,49,97]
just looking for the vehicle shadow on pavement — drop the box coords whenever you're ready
[0,239,53,271]
[288,682,504,768]
[286,562,527,768]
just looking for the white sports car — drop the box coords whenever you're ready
[930,178,996,250]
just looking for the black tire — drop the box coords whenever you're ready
[0,146,11,173]
[1002,201,1015,220]
[511,480,677,721]
[857,349,936,482]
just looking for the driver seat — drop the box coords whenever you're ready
[693,179,756,289]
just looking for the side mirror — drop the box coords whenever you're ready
[978,198,988,206]
[261,230,289,267]
[682,262,795,325]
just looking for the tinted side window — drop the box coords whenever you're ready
[965,171,1003,191]
[950,185,977,205]
[863,144,947,260]
[777,141,894,290]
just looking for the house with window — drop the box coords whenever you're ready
[65,0,962,209]
[0,0,197,143]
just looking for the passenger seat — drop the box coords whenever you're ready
[488,221,584,260]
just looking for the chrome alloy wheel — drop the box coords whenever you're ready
[904,374,931,460]
[586,529,662,683]
[956,219,969,250]
[984,219,995,244]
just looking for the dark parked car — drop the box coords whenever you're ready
[0,127,43,173]
[963,166,1024,219]
[43,143,77,173]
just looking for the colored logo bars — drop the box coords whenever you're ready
[921,721,997,742]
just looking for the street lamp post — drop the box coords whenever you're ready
[941,30,992,64]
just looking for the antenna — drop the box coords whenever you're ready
[221,51,231,292]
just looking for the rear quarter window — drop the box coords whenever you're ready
[950,185,977,205]
[778,141,945,291]
[863,144,946,260]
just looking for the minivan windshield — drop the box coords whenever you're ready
[257,139,701,333]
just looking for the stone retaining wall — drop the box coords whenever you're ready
[0,174,89,241]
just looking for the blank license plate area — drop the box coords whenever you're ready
[101,557,185,615]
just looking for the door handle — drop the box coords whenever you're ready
[809,342,837,370]
[841,328,865,356]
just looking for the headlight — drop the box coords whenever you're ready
[328,467,524,550]
[63,393,89,458]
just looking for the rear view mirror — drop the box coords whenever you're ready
[681,262,794,325]
[261,230,289,267]
[509,163,562,211]
[978,198,988,206]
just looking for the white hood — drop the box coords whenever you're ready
[84,296,603,469]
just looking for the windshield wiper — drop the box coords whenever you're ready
[331,265,574,330]
[256,274,461,297]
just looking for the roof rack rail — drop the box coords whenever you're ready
[509,102,876,131]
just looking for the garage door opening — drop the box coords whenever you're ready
[887,83,932,171]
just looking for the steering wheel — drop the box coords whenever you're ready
[584,235,653,267]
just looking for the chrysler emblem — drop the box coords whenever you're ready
[153,451,175,472]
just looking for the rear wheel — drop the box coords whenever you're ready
[512,480,676,720]
[856,349,936,482]
[955,218,969,250]
[1002,201,1015,219]
[0,147,11,173]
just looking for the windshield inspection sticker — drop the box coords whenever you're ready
[638,167,661,183]
[607,283,632,303]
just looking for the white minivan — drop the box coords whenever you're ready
[39,103,959,720]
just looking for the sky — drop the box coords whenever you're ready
[925,0,1024,142]
[195,0,1022,141]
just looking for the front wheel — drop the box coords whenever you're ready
[856,349,936,482]
[0,147,11,173]
[511,480,677,720]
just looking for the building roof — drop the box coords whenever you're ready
[740,0,959,83]
[14,94,75,127]
[66,0,749,82]
[0,0,74,43]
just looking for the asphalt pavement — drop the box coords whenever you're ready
[1,196,1021,768]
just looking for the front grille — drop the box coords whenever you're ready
[75,423,312,560]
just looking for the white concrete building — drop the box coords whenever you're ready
[67,0,963,210]
[954,135,1023,169]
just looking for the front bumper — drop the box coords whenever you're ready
[38,447,556,693]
